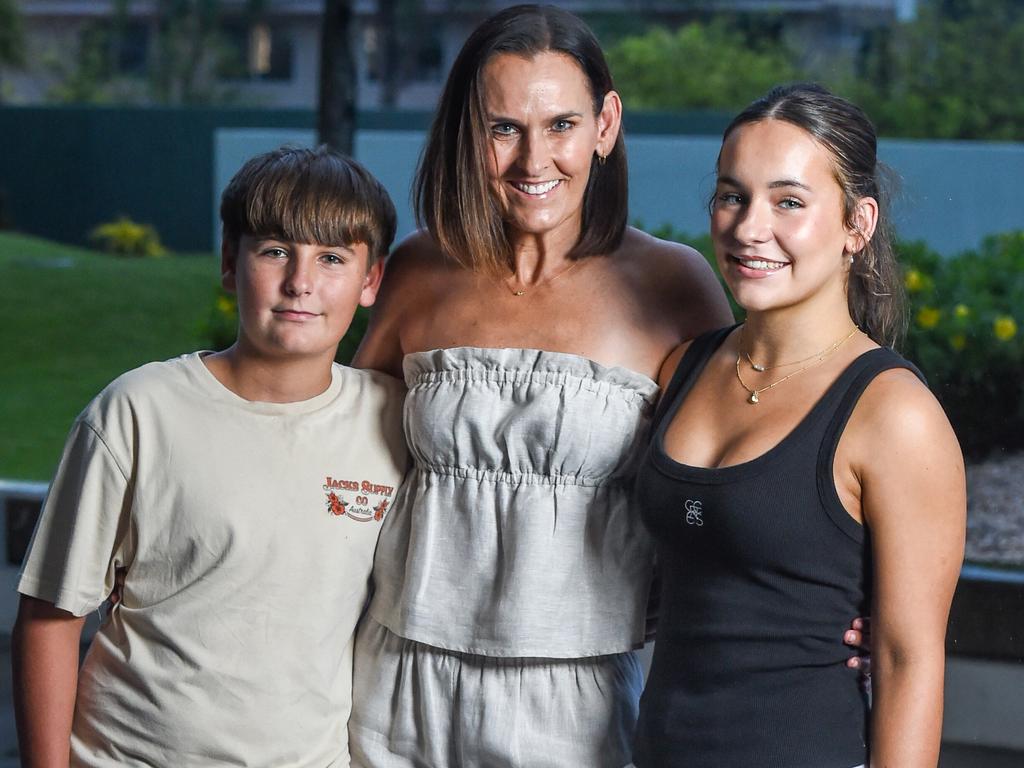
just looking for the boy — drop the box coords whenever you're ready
[12,146,408,767]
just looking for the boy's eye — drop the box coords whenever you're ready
[262,247,289,258]
[320,252,345,265]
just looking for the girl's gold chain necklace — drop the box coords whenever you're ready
[735,325,860,405]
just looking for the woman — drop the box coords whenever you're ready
[348,5,731,766]
[632,83,965,767]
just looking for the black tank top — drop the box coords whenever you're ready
[632,326,923,768]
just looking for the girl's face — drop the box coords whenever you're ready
[711,118,872,316]
[481,51,620,245]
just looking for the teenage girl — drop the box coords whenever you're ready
[633,83,965,768]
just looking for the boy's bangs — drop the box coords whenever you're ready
[244,167,375,251]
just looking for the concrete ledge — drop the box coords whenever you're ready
[943,656,1024,751]
[947,564,1024,660]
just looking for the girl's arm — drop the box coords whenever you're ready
[12,596,87,768]
[851,369,966,767]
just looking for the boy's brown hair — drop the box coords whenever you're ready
[220,145,397,264]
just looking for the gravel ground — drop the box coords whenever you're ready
[966,452,1024,567]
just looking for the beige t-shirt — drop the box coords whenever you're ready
[18,353,408,768]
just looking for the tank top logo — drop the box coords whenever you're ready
[684,499,704,526]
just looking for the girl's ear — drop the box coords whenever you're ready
[845,196,879,256]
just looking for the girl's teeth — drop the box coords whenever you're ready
[740,258,784,270]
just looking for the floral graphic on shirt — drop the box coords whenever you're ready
[326,492,348,517]
[322,476,396,523]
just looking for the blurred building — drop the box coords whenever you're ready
[6,0,916,109]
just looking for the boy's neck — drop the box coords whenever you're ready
[202,347,336,403]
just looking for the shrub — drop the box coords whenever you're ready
[90,217,167,257]
[901,232,1024,458]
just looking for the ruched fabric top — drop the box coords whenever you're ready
[368,346,660,658]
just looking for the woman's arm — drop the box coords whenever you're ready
[850,370,966,767]
[12,596,87,768]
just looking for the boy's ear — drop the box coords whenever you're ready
[220,238,238,293]
[358,258,386,307]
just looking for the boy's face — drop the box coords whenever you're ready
[222,235,382,363]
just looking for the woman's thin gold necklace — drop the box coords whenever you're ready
[504,258,582,296]
[735,325,860,405]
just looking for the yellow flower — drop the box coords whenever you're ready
[216,295,237,315]
[904,269,925,293]
[949,333,967,351]
[954,304,970,319]
[916,306,941,329]
[993,315,1017,341]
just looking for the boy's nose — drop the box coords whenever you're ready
[283,261,313,296]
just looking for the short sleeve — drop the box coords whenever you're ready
[17,418,134,617]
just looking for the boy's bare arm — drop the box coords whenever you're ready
[12,596,87,768]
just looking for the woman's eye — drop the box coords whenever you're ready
[491,123,518,137]
[778,198,803,210]
[716,192,742,206]
[552,119,573,132]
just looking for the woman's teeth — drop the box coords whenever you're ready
[514,180,561,195]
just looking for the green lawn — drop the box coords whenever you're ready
[0,232,220,481]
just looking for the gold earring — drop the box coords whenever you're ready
[596,151,607,166]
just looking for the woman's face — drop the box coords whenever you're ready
[711,118,871,315]
[481,51,620,244]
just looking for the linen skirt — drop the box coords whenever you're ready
[350,617,642,768]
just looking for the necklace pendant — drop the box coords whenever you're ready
[751,362,766,372]
[512,289,526,296]
[748,391,760,404]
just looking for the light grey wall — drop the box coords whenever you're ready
[215,128,1024,256]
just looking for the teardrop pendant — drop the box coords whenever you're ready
[752,362,766,372]
[748,391,759,404]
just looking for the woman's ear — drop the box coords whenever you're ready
[845,196,879,255]
[595,90,623,158]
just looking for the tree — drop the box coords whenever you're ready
[0,0,26,102]
[318,0,357,153]
[605,20,801,111]
[849,0,1024,140]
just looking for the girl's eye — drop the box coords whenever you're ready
[716,192,743,207]
[778,198,803,210]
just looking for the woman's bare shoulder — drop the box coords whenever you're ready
[617,227,735,343]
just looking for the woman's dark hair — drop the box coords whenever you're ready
[718,83,906,347]
[415,3,628,275]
